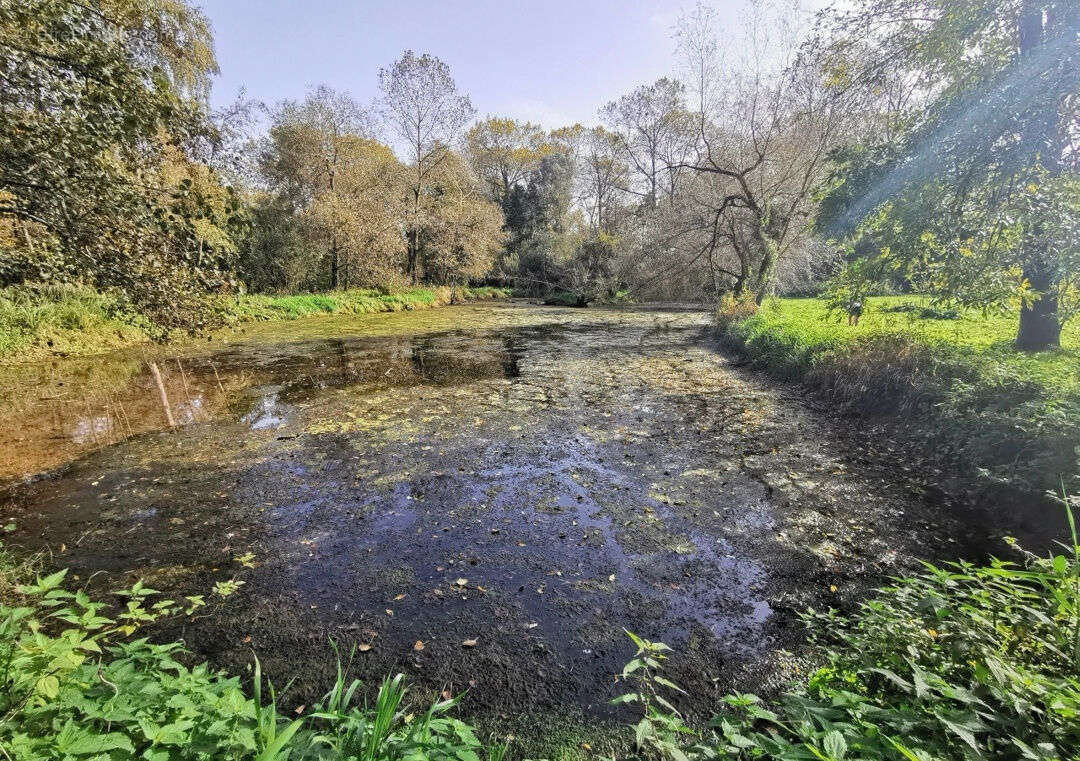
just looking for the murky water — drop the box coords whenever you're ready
[1,303,972,720]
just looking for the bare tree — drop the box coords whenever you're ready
[674,0,859,302]
[379,51,475,283]
[600,78,696,207]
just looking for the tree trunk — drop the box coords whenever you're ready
[1016,271,1061,350]
[410,187,421,285]
[330,239,339,289]
[752,230,778,306]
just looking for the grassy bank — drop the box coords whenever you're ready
[720,296,1079,494]
[0,285,511,361]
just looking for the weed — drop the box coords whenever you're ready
[0,547,497,760]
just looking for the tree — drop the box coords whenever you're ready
[259,86,374,289]
[576,127,630,235]
[379,51,475,283]
[0,0,234,331]
[307,139,407,289]
[503,152,577,292]
[674,0,859,304]
[464,118,551,206]
[600,78,695,208]
[419,154,505,298]
[816,0,1080,349]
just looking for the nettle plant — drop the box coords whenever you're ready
[0,562,500,761]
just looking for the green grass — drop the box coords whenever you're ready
[0,285,510,361]
[224,286,509,323]
[739,296,1078,389]
[723,296,1079,493]
[0,285,150,360]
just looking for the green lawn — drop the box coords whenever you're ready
[725,296,1079,493]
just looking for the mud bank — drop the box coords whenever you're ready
[2,303,997,729]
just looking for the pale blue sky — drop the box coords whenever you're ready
[198,0,769,129]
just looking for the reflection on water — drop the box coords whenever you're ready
[71,415,117,445]
[243,387,287,431]
[0,318,527,482]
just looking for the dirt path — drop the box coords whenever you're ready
[2,303,988,726]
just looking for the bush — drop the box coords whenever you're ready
[715,293,758,331]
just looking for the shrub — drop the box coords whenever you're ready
[715,292,759,331]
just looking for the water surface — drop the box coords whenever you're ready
[2,303,970,718]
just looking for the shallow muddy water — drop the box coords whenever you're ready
[2,303,982,722]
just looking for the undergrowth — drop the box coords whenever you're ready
[720,296,1080,494]
[0,554,503,761]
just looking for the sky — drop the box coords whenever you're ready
[197,0,772,130]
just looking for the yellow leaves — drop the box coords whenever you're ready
[413,640,425,651]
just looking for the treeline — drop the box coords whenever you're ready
[2,0,1078,348]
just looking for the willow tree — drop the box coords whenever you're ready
[816,0,1080,350]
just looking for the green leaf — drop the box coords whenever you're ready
[634,718,654,747]
[822,730,847,760]
[255,718,304,761]
[37,675,60,699]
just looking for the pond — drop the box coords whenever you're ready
[0,303,977,724]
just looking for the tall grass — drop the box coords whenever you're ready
[0,285,149,359]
